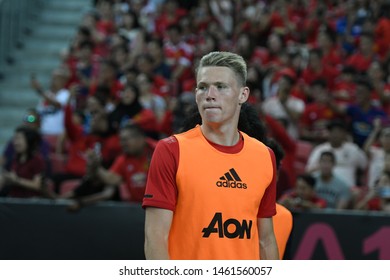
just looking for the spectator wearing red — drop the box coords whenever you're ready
[51,90,121,193]
[264,114,297,198]
[374,5,390,61]
[80,8,113,59]
[135,73,167,128]
[251,32,285,75]
[355,171,390,212]
[89,59,124,103]
[315,27,344,70]
[154,0,188,37]
[163,23,195,94]
[109,124,155,203]
[302,4,330,45]
[301,48,339,99]
[0,126,45,198]
[262,73,305,140]
[331,65,357,106]
[300,79,336,144]
[108,83,158,138]
[135,54,170,97]
[278,173,327,210]
[367,61,390,115]
[345,32,378,74]
[62,123,155,211]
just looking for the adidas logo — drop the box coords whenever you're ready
[216,168,247,189]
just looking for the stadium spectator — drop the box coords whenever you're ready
[0,126,45,198]
[367,61,390,114]
[1,109,51,176]
[31,67,71,136]
[278,174,327,211]
[354,171,390,212]
[135,73,167,127]
[262,72,305,139]
[50,89,121,193]
[363,121,390,188]
[299,79,336,144]
[329,76,388,147]
[89,59,124,104]
[146,38,172,80]
[313,151,353,210]
[63,123,155,211]
[300,48,339,100]
[163,23,194,93]
[108,82,158,137]
[345,32,378,74]
[306,119,367,186]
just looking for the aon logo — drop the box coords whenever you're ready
[202,212,252,239]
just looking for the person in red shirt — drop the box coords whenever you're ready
[163,23,194,94]
[300,79,336,144]
[0,126,45,198]
[63,123,155,211]
[331,65,357,106]
[315,27,344,70]
[263,114,297,198]
[345,32,378,74]
[108,83,159,139]
[154,0,188,37]
[354,171,390,212]
[50,90,121,194]
[89,59,124,104]
[278,173,327,210]
[301,48,339,99]
[374,6,390,61]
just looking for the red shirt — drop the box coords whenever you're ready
[332,80,356,105]
[110,146,154,203]
[8,154,45,198]
[374,18,390,60]
[300,103,335,132]
[264,115,297,189]
[301,65,339,89]
[345,52,375,73]
[89,80,124,103]
[64,105,121,175]
[279,191,327,209]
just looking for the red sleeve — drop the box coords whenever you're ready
[265,114,297,153]
[142,136,179,211]
[109,155,126,177]
[257,147,277,218]
[31,155,45,177]
[64,104,83,141]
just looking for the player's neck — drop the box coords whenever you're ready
[200,124,240,146]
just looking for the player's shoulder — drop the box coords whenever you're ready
[160,135,178,145]
[156,136,179,153]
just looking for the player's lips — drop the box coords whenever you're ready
[204,105,221,110]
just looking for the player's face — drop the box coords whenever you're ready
[195,66,248,126]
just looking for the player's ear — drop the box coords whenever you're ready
[239,86,250,105]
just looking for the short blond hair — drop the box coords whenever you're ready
[196,52,247,86]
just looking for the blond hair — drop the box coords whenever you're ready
[197,52,247,86]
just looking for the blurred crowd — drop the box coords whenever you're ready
[1,0,390,213]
